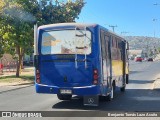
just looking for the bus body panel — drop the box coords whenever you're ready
[40,60,93,87]
[35,83,100,96]
[35,24,102,96]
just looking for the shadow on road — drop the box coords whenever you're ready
[52,88,160,112]
[129,71,144,75]
[129,79,154,84]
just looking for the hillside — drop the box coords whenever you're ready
[124,36,160,50]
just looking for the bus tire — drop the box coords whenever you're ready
[57,94,72,100]
[120,86,125,92]
[106,81,115,101]
[105,94,112,101]
[100,95,111,101]
[126,74,129,84]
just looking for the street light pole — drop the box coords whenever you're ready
[153,3,160,55]
[109,25,117,32]
[153,18,157,38]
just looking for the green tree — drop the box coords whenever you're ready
[0,0,85,77]
[0,1,35,76]
[0,0,6,57]
[37,0,84,25]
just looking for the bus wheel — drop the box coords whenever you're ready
[126,74,129,84]
[57,94,72,100]
[120,85,125,92]
[105,94,112,101]
[106,83,115,101]
[110,83,114,99]
[100,95,111,101]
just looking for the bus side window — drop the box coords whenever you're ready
[117,40,123,60]
[104,35,109,57]
[100,30,106,58]
[112,37,115,48]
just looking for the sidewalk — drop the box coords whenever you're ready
[153,74,160,90]
[0,67,35,93]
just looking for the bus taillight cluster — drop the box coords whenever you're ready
[36,69,40,84]
[93,69,98,85]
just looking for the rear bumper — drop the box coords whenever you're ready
[35,83,100,96]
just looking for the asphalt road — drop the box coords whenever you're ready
[1,60,160,119]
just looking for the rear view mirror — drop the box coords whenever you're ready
[126,42,129,50]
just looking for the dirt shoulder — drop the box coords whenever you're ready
[0,67,34,87]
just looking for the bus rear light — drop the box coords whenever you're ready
[93,74,98,79]
[93,69,98,74]
[36,74,40,79]
[36,69,40,84]
[36,79,40,84]
[93,80,98,84]
[36,69,40,74]
[93,69,98,85]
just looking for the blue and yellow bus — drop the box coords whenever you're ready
[34,23,129,106]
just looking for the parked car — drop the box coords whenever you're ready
[23,60,30,66]
[135,56,143,62]
[147,57,153,62]
[23,60,33,66]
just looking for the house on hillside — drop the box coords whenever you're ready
[129,50,146,58]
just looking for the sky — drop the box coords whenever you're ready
[76,0,160,38]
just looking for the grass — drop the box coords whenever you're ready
[0,75,34,83]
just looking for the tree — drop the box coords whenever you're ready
[0,0,85,77]
[0,0,6,57]
[0,1,36,77]
[35,0,85,25]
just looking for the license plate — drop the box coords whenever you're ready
[60,89,72,94]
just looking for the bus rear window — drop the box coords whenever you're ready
[41,29,91,55]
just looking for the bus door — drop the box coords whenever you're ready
[100,31,111,94]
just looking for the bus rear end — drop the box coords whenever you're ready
[34,23,100,106]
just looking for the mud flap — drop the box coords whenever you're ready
[83,95,99,106]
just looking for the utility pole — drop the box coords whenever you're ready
[153,18,157,38]
[109,25,117,32]
[153,3,160,52]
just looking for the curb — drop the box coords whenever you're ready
[0,81,34,87]
[152,74,160,90]
[0,83,34,94]
[0,82,34,87]
[153,79,160,90]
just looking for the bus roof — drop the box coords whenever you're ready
[38,23,98,29]
[38,23,126,41]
